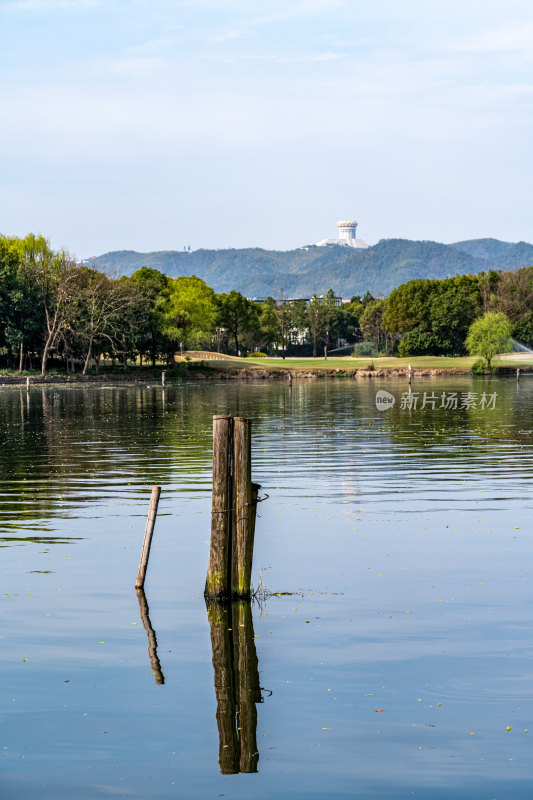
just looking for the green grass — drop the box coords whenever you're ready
[214,354,533,371]
[241,355,477,370]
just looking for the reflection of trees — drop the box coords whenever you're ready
[206,600,262,774]
[0,386,216,534]
[1,379,529,537]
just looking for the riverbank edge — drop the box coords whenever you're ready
[0,365,528,386]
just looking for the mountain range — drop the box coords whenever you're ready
[90,237,533,299]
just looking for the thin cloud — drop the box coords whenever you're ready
[2,0,100,9]
[451,22,533,54]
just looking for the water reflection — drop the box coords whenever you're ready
[206,600,262,774]
[136,588,165,685]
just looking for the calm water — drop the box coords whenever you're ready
[1,377,533,799]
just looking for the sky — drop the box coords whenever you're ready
[1,0,532,257]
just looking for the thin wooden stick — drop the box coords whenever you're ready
[135,486,161,589]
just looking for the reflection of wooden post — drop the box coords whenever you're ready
[136,588,165,684]
[206,601,239,774]
[205,416,234,599]
[232,418,253,599]
[233,601,261,773]
[135,486,161,589]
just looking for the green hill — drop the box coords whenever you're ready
[91,237,533,298]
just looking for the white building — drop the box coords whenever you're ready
[315,219,369,249]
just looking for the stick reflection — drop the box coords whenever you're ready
[136,588,165,685]
[206,600,262,774]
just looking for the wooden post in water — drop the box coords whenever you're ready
[408,364,412,385]
[232,417,253,599]
[205,416,234,599]
[517,368,520,382]
[26,377,30,391]
[161,370,166,388]
[135,486,161,589]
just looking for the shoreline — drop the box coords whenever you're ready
[0,364,530,387]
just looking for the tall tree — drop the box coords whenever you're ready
[215,291,260,355]
[131,267,169,366]
[16,234,78,376]
[360,299,386,351]
[306,294,335,357]
[258,298,281,353]
[160,275,216,356]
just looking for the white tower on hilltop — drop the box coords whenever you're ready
[337,220,358,242]
[315,219,369,249]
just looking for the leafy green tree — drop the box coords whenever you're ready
[0,237,43,370]
[15,234,78,376]
[215,290,260,355]
[397,330,442,357]
[491,266,533,346]
[131,267,169,365]
[306,292,336,357]
[383,275,482,356]
[360,299,387,352]
[160,275,216,356]
[382,279,437,336]
[330,297,363,346]
[466,311,512,371]
[258,298,281,353]
[429,277,480,354]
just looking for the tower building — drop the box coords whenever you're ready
[315,219,369,249]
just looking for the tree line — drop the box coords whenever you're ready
[1,233,531,375]
[358,268,533,356]
[0,234,365,375]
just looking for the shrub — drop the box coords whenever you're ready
[472,358,487,374]
[352,341,378,357]
[247,352,268,358]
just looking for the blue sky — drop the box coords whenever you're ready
[1,0,532,257]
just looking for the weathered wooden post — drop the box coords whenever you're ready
[408,363,412,384]
[205,416,234,599]
[161,370,166,388]
[232,418,254,599]
[26,377,30,392]
[135,486,161,589]
[517,368,520,382]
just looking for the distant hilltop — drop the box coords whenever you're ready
[90,237,533,299]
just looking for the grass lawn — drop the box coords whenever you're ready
[197,354,533,371]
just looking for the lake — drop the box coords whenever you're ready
[0,377,532,799]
